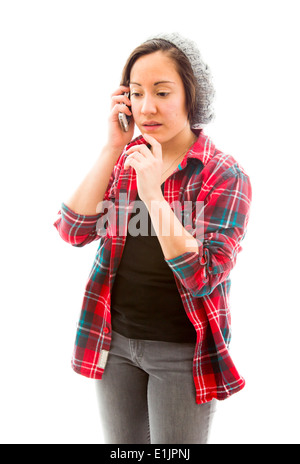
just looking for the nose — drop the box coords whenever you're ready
[141,94,157,115]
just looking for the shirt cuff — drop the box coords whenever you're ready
[60,202,102,222]
[53,202,102,246]
[166,247,208,282]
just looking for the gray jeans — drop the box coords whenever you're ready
[95,330,217,444]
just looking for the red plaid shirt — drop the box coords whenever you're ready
[54,129,252,404]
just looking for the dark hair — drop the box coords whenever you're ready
[120,39,198,125]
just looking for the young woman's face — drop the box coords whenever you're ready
[129,51,190,147]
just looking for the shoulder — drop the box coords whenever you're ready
[208,150,250,183]
[192,131,249,180]
[198,132,249,179]
[194,134,251,199]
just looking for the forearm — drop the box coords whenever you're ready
[145,196,199,260]
[65,144,122,216]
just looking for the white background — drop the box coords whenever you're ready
[1,0,299,444]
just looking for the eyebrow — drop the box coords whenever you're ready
[129,81,176,86]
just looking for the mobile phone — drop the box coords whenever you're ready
[118,92,131,132]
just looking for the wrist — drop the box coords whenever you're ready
[102,143,124,160]
[143,191,165,210]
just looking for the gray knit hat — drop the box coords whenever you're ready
[146,32,215,128]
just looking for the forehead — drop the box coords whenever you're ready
[130,51,180,84]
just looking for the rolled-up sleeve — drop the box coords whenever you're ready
[53,203,102,247]
[165,167,252,297]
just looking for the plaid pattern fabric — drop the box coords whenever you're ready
[54,129,252,404]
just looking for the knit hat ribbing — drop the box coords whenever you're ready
[146,32,215,128]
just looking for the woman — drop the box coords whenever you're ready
[54,32,252,444]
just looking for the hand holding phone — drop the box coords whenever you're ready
[108,86,134,152]
[118,92,131,132]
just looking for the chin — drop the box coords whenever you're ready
[139,128,170,145]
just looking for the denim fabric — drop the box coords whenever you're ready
[95,330,217,444]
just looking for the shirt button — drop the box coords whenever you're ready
[103,327,110,334]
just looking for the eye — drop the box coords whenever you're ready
[130,91,142,98]
[157,92,170,97]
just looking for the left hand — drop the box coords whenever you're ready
[124,133,164,204]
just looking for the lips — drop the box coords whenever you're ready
[142,121,162,129]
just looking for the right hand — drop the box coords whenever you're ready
[107,85,135,153]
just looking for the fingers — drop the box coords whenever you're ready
[139,133,162,160]
[111,85,130,97]
[111,94,131,108]
[126,144,151,159]
[110,86,132,121]
[124,151,143,170]
[112,103,132,117]
[111,86,131,107]
[110,96,132,119]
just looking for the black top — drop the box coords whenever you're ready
[111,183,197,343]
